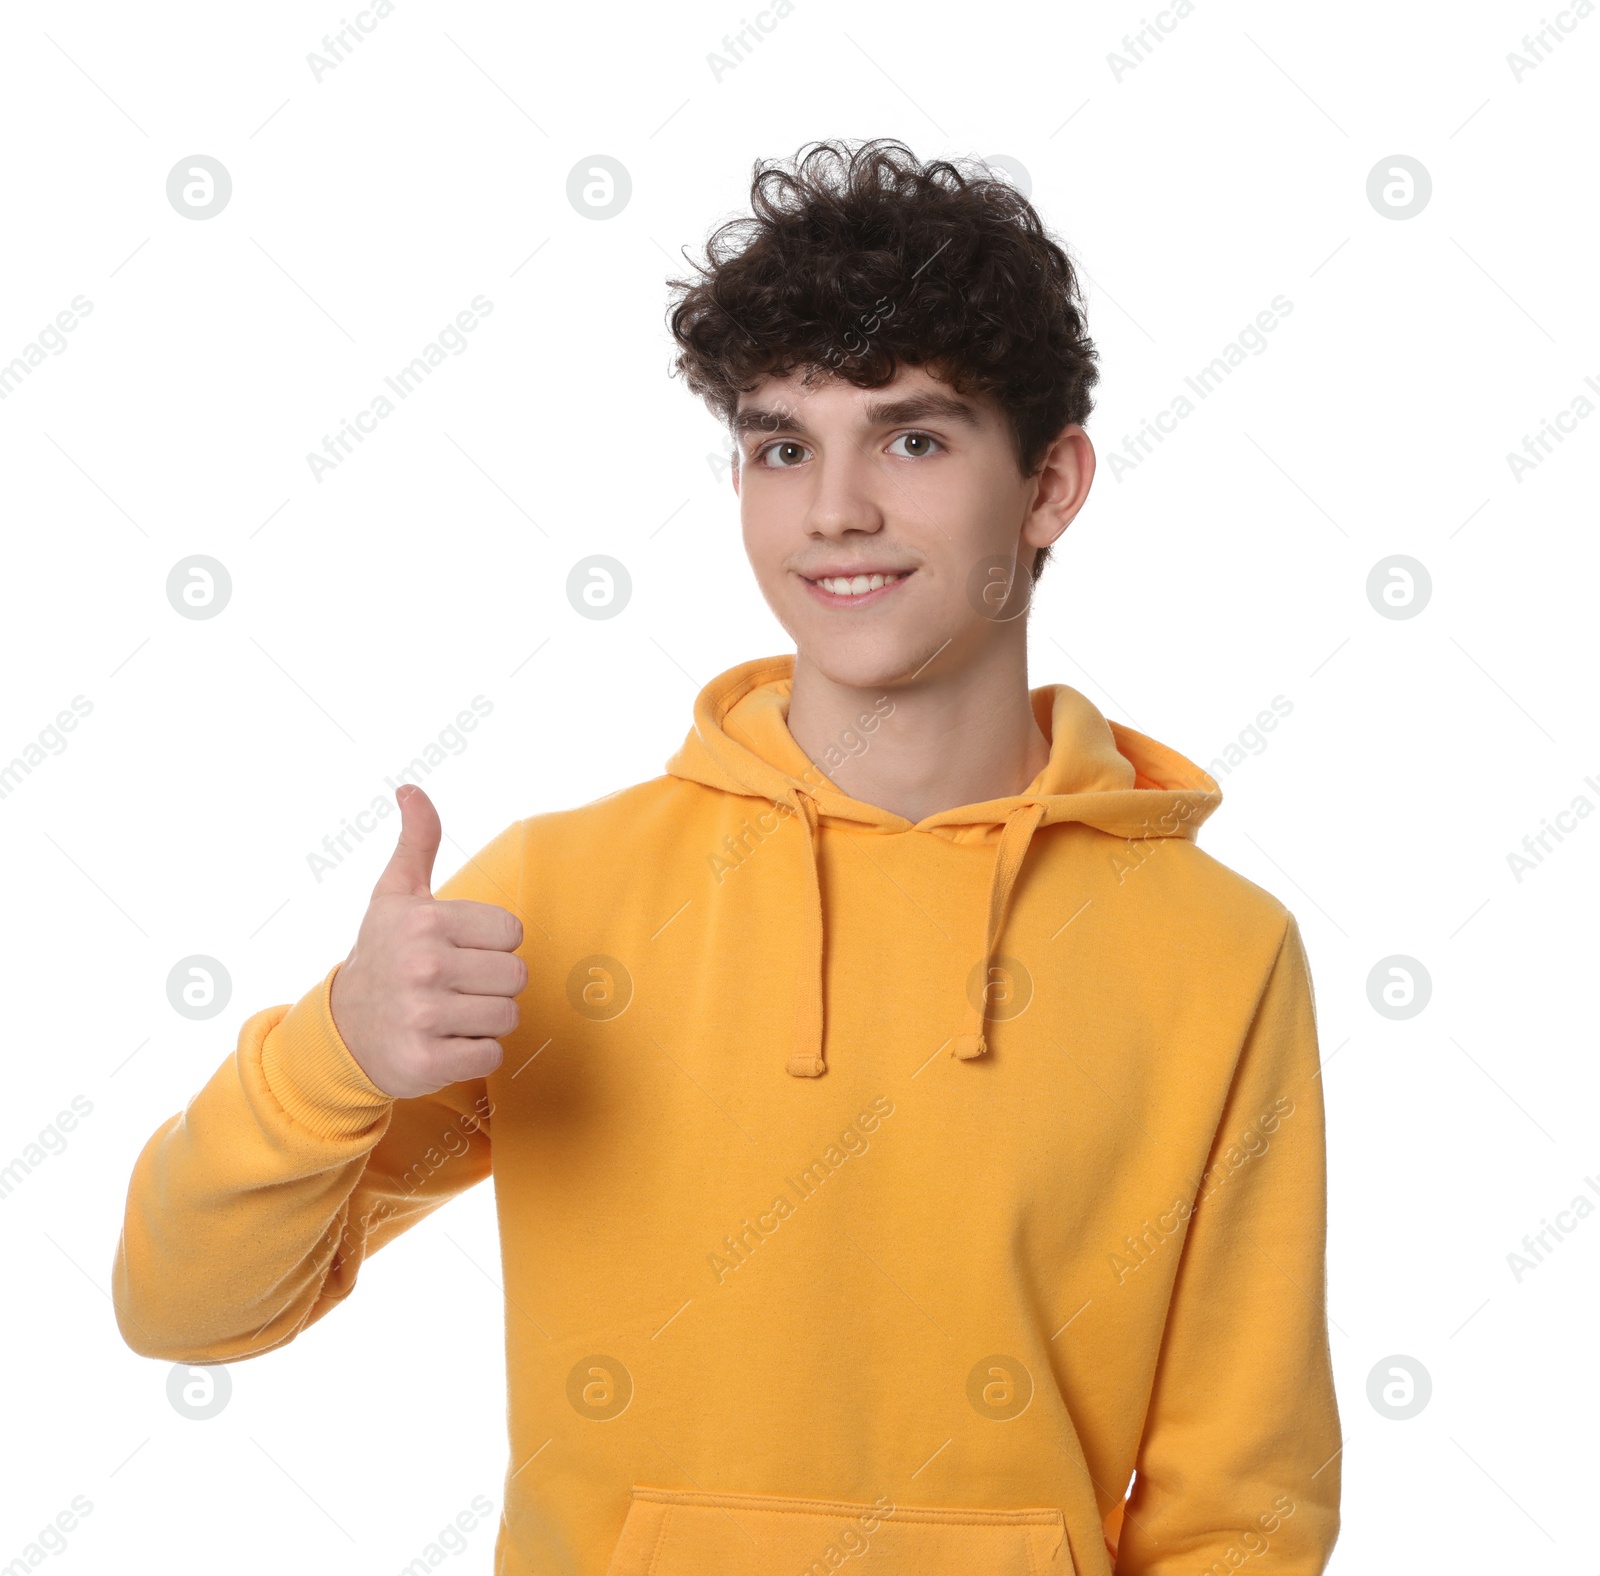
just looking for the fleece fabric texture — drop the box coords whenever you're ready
[113,652,1341,1575]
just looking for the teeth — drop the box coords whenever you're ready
[816,572,904,596]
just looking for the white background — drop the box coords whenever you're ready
[1,0,1595,1570]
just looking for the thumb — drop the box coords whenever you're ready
[372,784,441,899]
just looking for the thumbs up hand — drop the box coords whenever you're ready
[329,785,527,1099]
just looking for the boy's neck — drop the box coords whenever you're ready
[785,640,1052,824]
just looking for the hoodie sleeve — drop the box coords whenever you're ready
[111,817,526,1363]
[1115,912,1341,1574]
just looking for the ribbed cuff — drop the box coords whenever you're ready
[261,960,395,1138]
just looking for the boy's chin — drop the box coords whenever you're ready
[790,628,955,694]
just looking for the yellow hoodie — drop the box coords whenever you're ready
[113,653,1340,1575]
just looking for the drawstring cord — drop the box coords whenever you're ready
[784,793,1048,1077]
[948,802,1048,1060]
[786,791,827,1078]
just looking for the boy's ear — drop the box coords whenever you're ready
[1021,425,1095,553]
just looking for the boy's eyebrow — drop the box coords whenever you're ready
[731,392,982,440]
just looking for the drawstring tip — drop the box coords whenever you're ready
[950,1032,988,1061]
[786,1052,826,1077]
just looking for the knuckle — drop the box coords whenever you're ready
[406,902,444,942]
[400,948,442,990]
[471,1038,506,1076]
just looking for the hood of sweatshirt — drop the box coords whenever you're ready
[665,653,1222,1077]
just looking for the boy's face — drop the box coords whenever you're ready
[730,360,1091,691]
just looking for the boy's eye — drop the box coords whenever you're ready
[752,431,943,466]
[755,440,810,468]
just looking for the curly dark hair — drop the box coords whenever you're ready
[665,137,1099,584]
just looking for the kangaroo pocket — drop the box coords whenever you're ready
[603,1484,1074,1575]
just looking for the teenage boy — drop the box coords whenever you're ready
[115,138,1340,1575]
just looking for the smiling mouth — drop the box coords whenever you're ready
[800,569,914,600]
